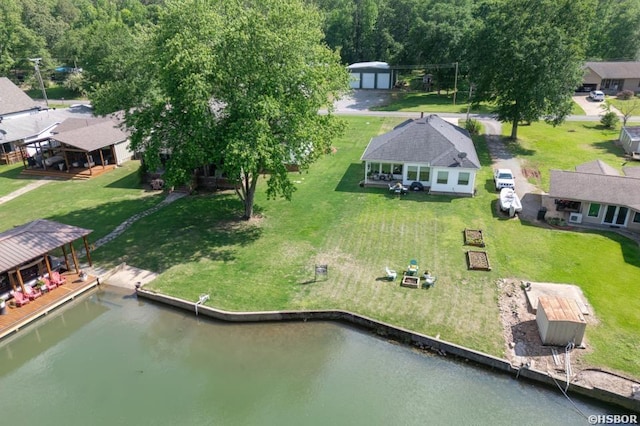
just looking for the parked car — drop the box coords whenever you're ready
[493,168,515,191]
[589,90,605,102]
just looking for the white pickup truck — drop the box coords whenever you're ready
[493,168,515,191]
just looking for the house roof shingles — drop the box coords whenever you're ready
[0,77,40,116]
[51,116,129,152]
[549,169,640,210]
[360,115,480,169]
[575,159,620,176]
[0,219,92,273]
[585,61,640,79]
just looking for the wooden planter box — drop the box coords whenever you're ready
[466,251,491,271]
[464,229,485,247]
[400,275,420,288]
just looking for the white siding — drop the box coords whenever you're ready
[429,168,476,195]
[113,140,133,165]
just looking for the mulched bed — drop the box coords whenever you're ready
[463,228,485,247]
[466,251,491,271]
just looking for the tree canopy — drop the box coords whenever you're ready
[126,0,349,219]
[467,0,595,139]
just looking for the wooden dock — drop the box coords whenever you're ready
[0,272,100,340]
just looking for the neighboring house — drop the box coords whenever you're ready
[543,160,640,232]
[360,114,480,195]
[16,112,133,177]
[0,105,93,164]
[582,61,640,94]
[348,62,395,90]
[619,126,640,158]
[0,77,41,121]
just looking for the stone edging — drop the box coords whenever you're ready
[135,288,640,413]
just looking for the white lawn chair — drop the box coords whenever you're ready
[385,267,397,281]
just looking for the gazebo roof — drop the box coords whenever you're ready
[0,219,92,273]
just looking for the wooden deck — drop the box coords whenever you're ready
[0,272,100,340]
[21,164,117,180]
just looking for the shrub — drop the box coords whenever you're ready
[465,118,481,135]
[616,90,635,100]
[600,111,619,129]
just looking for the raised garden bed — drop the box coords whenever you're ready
[466,251,491,271]
[463,228,485,247]
[400,275,420,288]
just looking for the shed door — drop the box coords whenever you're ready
[376,73,390,89]
[362,73,375,89]
[349,73,361,89]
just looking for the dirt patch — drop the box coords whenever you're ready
[463,229,485,247]
[467,251,491,270]
[498,278,640,398]
[521,167,540,179]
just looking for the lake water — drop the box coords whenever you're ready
[0,286,612,425]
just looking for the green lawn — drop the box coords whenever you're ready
[25,84,85,101]
[0,161,165,242]
[371,91,586,116]
[371,91,493,114]
[0,163,41,198]
[501,121,627,190]
[85,117,640,377]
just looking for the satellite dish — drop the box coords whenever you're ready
[458,152,467,159]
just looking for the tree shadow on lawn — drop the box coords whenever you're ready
[50,193,263,273]
[591,140,628,159]
[503,138,536,157]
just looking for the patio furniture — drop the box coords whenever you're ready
[11,291,30,307]
[385,267,397,281]
[389,183,408,195]
[423,274,437,288]
[50,271,66,287]
[24,285,42,300]
[43,277,57,291]
[407,259,419,276]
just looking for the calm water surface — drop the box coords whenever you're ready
[0,287,612,425]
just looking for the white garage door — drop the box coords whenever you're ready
[362,73,376,89]
[349,73,361,89]
[376,73,390,89]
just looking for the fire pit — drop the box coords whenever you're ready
[466,251,491,271]
[401,275,420,288]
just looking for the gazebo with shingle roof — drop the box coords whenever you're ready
[0,219,93,297]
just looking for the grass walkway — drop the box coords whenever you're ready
[88,117,640,377]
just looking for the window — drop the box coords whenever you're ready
[419,167,430,182]
[381,163,391,174]
[457,172,470,186]
[588,203,601,217]
[437,171,448,184]
[392,164,402,174]
[407,166,418,181]
[634,212,640,223]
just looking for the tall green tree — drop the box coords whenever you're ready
[587,0,640,61]
[467,0,595,139]
[126,0,349,219]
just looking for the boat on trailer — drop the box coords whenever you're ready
[499,188,522,217]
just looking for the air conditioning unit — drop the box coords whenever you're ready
[568,213,583,224]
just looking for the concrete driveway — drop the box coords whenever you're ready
[572,93,619,116]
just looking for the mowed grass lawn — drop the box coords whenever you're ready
[0,161,165,241]
[0,163,42,198]
[89,116,640,377]
[502,121,629,190]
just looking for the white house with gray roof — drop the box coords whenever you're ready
[544,160,640,231]
[360,115,480,195]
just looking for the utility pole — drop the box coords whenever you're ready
[466,83,475,122]
[29,58,49,107]
[453,62,459,106]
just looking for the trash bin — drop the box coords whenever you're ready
[537,207,547,221]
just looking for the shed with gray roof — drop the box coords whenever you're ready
[360,115,480,195]
[620,126,640,157]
